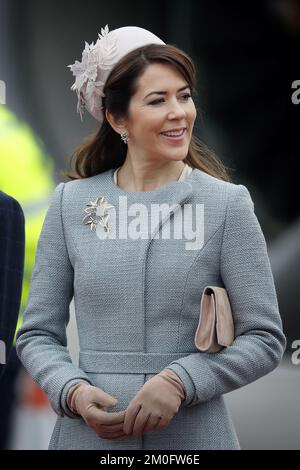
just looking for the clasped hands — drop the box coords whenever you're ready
[67,369,186,440]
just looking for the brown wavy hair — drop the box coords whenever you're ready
[62,43,232,182]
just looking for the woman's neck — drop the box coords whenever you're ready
[116,161,186,192]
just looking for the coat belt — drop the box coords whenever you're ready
[79,351,190,374]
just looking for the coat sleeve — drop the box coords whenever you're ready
[165,184,287,408]
[16,183,93,418]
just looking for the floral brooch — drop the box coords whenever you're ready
[83,196,114,232]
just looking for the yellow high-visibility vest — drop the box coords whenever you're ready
[0,106,55,345]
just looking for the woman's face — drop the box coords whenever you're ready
[124,62,197,165]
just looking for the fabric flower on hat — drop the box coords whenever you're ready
[68,25,118,121]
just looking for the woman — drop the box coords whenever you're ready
[16,25,286,450]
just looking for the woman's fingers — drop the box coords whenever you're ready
[143,414,162,433]
[99,422,125,433]
[88,407,126,425]
[131,408,151,437]
[123,402,141,435]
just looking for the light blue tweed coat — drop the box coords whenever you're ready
[16,167,286,450]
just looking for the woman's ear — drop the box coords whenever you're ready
[105,110,126,136]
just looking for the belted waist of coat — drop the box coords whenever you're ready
[79,350,190,374]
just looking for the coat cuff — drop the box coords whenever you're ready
[165,355,217,407]
[164,364,196,407]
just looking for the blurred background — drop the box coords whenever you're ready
[0,0,299,450]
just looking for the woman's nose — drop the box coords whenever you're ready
[167,99,186,119]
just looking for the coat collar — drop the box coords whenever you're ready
[103,168,195,240]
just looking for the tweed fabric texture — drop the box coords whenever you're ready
[16,167,286,449]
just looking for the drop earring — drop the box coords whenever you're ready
[120,131,128,145]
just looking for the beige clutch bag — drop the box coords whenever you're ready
[194,286,234,352]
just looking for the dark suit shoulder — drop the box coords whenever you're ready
[0,191,24,217]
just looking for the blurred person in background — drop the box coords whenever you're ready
[0,191,25,376]
[0,105,54,449]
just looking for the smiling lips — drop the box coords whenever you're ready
[160,128,186,141]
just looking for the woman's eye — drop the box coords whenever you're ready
[149,93,192,105]
[182,93,192,100]
[149,98,164,105]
